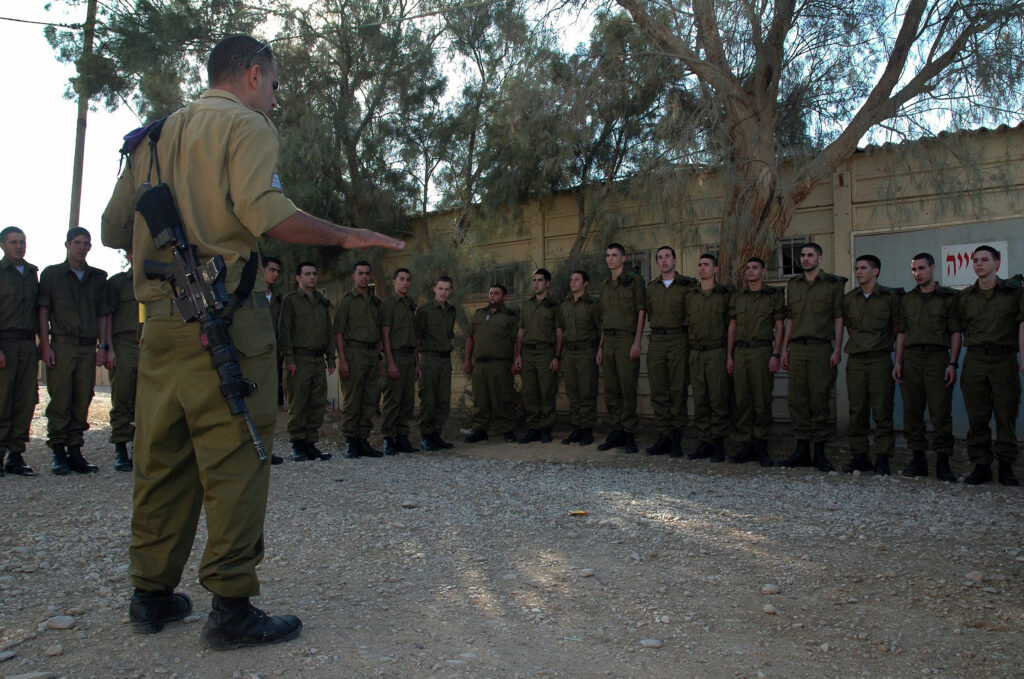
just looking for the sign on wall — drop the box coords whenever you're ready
[940,241,1009,286]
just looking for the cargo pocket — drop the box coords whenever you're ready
[229,307,276,358]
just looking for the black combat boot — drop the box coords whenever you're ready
[577,428,594,446]
[812,441,834,472]
[687,440,713,460]
[780,440,811,467]
[420,434,440,452]
[728,442,757,464]
[432,433,454,449]
[597,430,623,451]
[200,595,302,651]
[382,438,400,455]
[343,437,361,458]
[114,442,133,472]
[359,439,383,457]
[540,428,553,443]
[270,455,284,465]
[129,588,193,634]
[503,430,517,442]
[623,433,639,454]
[963,463,992,485]
[842,453,873,474]
[874,455,891,476]
[997,460,1019,486]
[669,430,683,458]
[5,451,36,476]
[517,429,540,444]
[465,430,488,443]
[291,442,308,462]
[756,440,774,467]
[645,434,672,455]
[901,450,928,477]
[935,453,956,482]
[68,445,99,474]
[51,445,70,475]
[562,428,581,445]
[398,435,419,453]
[307,442,331,460]
[709,437,726,463]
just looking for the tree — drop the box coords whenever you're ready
[613,0,1024,281]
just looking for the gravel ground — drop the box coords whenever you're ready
[1,389,1023,679]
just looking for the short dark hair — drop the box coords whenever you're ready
[262,255,282,267]
[656,245,676,258]
[66,227,90,242]
[1,226,24,243]
[912,252,935,266]
[699,252,718,266]
[393,267,411,279]
[571,270,590,283]
[208,35,273,86]
[435,275,453,286]
[296,261,316,275]
[489,283,508,296]
[972,245,1001,260]
[353,260,372,273]
[856,254,882,271]
[606,242,626,256]
[533,268,552,282]
[746,257,766,268]
[801,242,823,256]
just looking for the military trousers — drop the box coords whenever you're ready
[733,345,774,443]
[109,337,139,444]
[45,341,97,449]
[381,351,416,438]
[846,352,895,457]
[285,355,328,443]
[961,351,1021,464]
[602,333,640,433]
[900,348,954,455]
[0,338,39,454]
[690,346,729,440]
[340,345,380,439]
[418,352,452,436]
[647,334,689,436]
[130,307,276,598]
[471,358,515,434]
[787,342,836,442]
[521,345,558,429]
[562,345,598,428]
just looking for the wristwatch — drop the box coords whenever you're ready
[98,343,109,350]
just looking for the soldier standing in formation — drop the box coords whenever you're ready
[0,226,38,477]
[464,284,518,443]
[644,246,695,457]
[892,252,960,482]
[597,243,646,454]
[559,271,601,446]
[514,268,562,444]
[335,261,383,458]
[416,275,456,451]
[380,268,420,454]
[104,251,139,472]
[726,257,784,466]
[280,262,335,461]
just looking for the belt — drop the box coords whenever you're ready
[968,345,1016,356]
[145,293,268,319]
[905,344,949,353]
[564,341,597,351]
[735,340,771,348]
[603,329,630,336]
[692,342,726,351]
[420,350,452,357]
[0,330,35,341]
[50,335,96,347]
[345,339,378,349]
[650,327,687,335]
[475,356,511,363]
[523,342,554,350]
[791,337,830,345]
[293,348,326,357]
[849,349,892,358]
[394,346,415,354]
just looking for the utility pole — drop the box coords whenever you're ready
[69,0,98,228]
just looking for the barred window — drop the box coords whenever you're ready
[767,237,810,281]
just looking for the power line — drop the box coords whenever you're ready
[0,15,82,29]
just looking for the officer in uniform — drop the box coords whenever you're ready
[335,260,383,458]
[597,243,646,453]
[780,242,846,472]
[559,271,601,446]
[0,226,39,477]
[644,246,696,457]
[892,252,961,481]
[684,253,732,462]
[840,255,901,476]
[263,255,285,410]
[464,284,518,442]
[726,257,784,466]
[102,35,403,648]
[104,251,140,472]
[381,268,420,454]
[514,268,562,443]
[38,227,109,476]
[280,261,335,461]
[956,245,1023,486]
[416,275,456,451]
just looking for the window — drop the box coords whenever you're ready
[767,237,809,281]
[624,249,652,282]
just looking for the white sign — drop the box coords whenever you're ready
[940,241,1009,286]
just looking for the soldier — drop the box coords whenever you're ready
[840,255,901,476]
[416,275,456,451]
[779,242,846,472]
[0,226,39,477]
[104,251,140,472]
[264,255,285,402]
[956,245,1023,486]
[597,243,646,453]
[514,268,562,443]
[335,260,383,459]
[559,271,601,446]
[381,268,420,454]
[892,252,961,482]
[644,246,696,457]
[280,262,336,462]
[726,257,785,466]
[102,35,403,648]
[38,227,109,476]
[464,284,518,443]
[684,253,732,462]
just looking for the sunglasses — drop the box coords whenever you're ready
[247,42,279,90]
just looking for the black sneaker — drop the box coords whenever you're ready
[200,595,302,651]
[129,589,193,634]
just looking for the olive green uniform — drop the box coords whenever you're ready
[956,278,1024,465]
[684,284,732,441]
[468,304,517,434]
[646,274,697,437]
[38,261,109,450]
[559,293,601,429]
[102,89,297,597]
[786,272,846,442]
[0,257,40,457]
[106,269,140,444]
[897,285,960,456]
[268,288,285,404]
[415,300,456,437]
[599,272,646,434]
[730,286,785,443]
[519,294,562,430]
[279,289,335,444]
[381,295,417,439]
[334,290,382,439]
[842,285,901,458]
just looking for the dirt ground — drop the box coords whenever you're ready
[1,389,1023,679]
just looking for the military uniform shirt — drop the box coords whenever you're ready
[0,257,39,333]
[279,289,336,367]
[897,285,961,347]
[730,286,785,344]
[519,295,562,345]
[381,295,417,350]
[334,290,381,345]
[956,278,1024,348]
[599,272,646,332]
[106,269,140,339]
[469,305,517,360]
[685,285,732,345]
[786,272,846,341]
[416,300,456,352]
[559,294,601,343]
[646,274,696,329]
[842,286,901,354]
[37,262,109,340]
